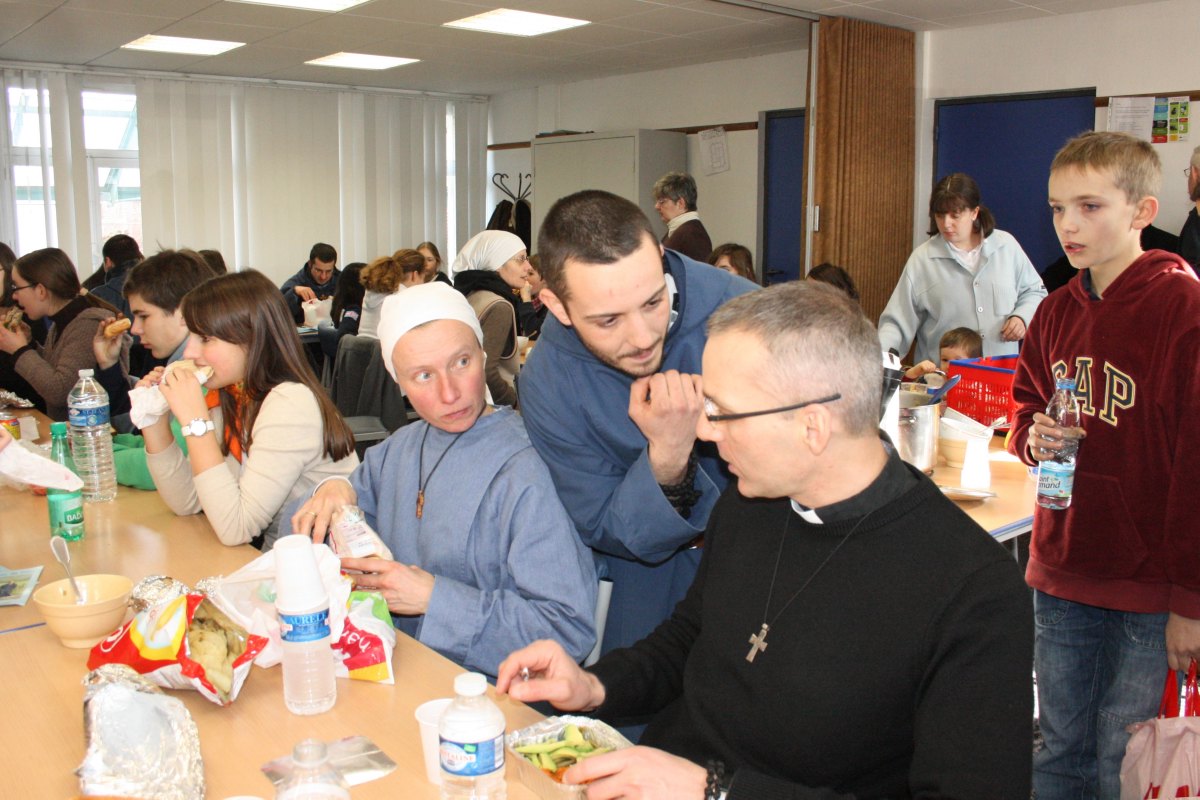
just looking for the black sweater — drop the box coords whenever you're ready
[589,462,1033,799]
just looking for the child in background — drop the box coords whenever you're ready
[903,326,984,380]
[1008,131,1200,799]
[937,326,983,369]
[140,270,358,549]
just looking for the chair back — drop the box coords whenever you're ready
[330,334,408,432]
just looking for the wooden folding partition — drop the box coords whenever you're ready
[808,17,916,324]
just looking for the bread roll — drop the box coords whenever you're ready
[104,318,131,337]
[166,359,214,383]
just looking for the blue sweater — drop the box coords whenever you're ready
[519,251,756,653]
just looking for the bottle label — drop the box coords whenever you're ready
[49,492,84,538]
[439,734,504,777]
[1037,461,1074,499]
[69,404,110,428]
[279,608,331,643]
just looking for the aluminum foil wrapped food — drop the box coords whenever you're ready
[0,388,34,409]
[506,716,632,800]
[78,664,204,800]
[129,575,191,614]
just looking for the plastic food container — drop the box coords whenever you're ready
[506,716,632,799]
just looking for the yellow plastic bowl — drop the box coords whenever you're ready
[32,574,133,648]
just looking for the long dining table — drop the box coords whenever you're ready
[0,409,1034,797]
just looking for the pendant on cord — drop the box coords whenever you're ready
[747,623,769,663]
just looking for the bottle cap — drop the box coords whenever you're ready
[291,738,329,767]
[1055,377,1076,391]
[273,535,328,613]
[454,672,487,697]
[50,421,67,436]
[78,369,94,378]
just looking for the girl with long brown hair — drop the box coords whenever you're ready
[0,247,127,419]
[138,269,358,549]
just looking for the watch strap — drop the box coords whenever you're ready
[184,417,215,437]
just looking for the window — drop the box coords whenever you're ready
[83,91,140,264]
[6,86,54,253]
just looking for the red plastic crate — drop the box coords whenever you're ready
[945,354,1019,428]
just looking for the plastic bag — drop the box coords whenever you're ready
[1120,660,1200,800]
[208,544,395,684]
[87,594,268,706]
[302,297,333,327]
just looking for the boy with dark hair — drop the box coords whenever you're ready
[92,249,215,478]
[1009,130,1200,799]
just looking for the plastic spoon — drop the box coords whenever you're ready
[50,536,85,605]
[925,373,961,406]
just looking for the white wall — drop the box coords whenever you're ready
[918,0,1199,244]
[486,48,809,260]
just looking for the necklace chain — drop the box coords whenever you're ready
[416,425,465,519]
[746,508,873,663]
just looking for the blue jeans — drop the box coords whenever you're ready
[1033,590,1169,800]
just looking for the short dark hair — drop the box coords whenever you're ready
[123,249,216,314]
[309,242,337,265]
[939,326,983,358]
[198,249,228,275]
[102,234,142,266]
[927,173,996,239]
[808,262,860,302]
[652,172,699,211]
[332,262,366,324]
[708,243,755,281]
[0,241,17,306]
[537,190,658,301]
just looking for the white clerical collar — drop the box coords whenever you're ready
[790,499,823,525]
[666,210,701,236]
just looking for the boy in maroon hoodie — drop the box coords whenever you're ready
[1010,131,1200,799]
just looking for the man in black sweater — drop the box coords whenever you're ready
[498,281,1033,799]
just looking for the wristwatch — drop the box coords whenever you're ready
[182,417,215,438]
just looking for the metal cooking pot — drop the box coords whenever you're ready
[897,391,942,474]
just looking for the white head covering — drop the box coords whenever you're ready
[378,282,485,384]
[451,230,526,276]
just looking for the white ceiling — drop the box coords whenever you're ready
[0,0,1169,96]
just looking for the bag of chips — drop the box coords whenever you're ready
[87,594,268,706]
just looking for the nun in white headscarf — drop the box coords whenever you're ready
[289,281,597,678]
[452,230,530,408]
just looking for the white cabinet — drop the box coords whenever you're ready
[530,129,688,249]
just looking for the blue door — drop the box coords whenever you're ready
[762,109,805,285]
[934,90,1096,272]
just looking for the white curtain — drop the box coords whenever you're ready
[135,76,486,283]
[0,68,94,267]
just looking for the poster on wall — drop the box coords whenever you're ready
[1167,96,1189,142]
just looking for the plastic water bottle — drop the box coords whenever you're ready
[439,672,507,800]
[275,739,350,799]
[274,535,337,716]
[67,369,116,502]
[1037,377,1081,510]
[47,421,84,540]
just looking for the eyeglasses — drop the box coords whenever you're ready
[702,392,842,423]
[1186,167,1195,177]
[9,282,34,294]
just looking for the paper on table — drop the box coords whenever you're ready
[0,439,82,491]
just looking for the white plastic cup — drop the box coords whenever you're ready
[273,534,326,612]
[415,697,453,785]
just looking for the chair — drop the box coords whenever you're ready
[329,335,408,457]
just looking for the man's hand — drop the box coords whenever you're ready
[341,557,434,616]
[496,640,606,712]
[628,371,704,485]
[294,285,317,302]
[561,746,708,800]
[291,479,357,543]
[1001,316,1026,341]
[93,317,126,370]
[1166,613,1200,671]
[1027,411,1086,462]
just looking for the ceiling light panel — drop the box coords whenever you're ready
[122,35,245,56]
[227,0,371,11]
[443,8,590,37]
[306,52,419,70]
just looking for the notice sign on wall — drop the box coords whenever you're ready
[1109,95,1189,143]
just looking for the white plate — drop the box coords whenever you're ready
[940,486,997,501]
